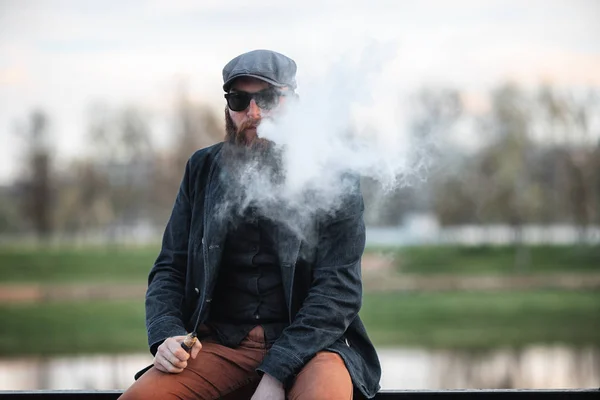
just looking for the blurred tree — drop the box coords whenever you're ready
[0,186,22,234]
[565,152,590,240]
[592,141,600,226]
[15,110,55,241]
[54,159,114,239]
[411,88,463,139]
[476,85,542,223]
[367,83,599,237]
[363,87,463,227]
[537,87,600,241]
[535,86,571,226]
[88,103,153,163]
[172,82,222,171]
[564,91,600,240]
[88,103,116,162]
[409,87,468,225]
[111,107,154,231]
[362,178,420,226]
[477,84,544,270]
[82,103,155,241]
[151,82,222,224]
[432,171,479,226]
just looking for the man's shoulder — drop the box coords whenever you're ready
[184,142,224,198]
[188,142,225,168]
[183,142,225,190]
[182,142,222,178]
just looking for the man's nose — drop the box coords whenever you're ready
[247,99,261,119]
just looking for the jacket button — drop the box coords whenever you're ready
[194,288,200,295]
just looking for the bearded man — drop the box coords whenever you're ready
[119,49,381,400]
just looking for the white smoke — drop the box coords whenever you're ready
[224,41,434,238]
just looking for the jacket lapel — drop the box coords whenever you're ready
[203,150,227,281]
[277,223,301,320]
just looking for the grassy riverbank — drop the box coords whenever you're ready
[360,290,600,348]
[0,244,597,356]
[0,290,598,356]
[0,244,598,283]
[0,245,158,283]
[375,244,600,275]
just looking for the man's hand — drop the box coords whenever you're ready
[153,335,202,373]
[251,373,285,400]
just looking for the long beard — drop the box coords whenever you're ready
[220,109,284,221]
[224,108,272,150]
[223,108,282,173]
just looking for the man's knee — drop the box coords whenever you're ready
[118,367,196,400]
[118,368,166,400]
[288,352,353,400]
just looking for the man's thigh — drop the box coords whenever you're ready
[118,339,264,400]
[288,351,353,400]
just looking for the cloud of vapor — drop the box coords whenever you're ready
[220,41,434,240]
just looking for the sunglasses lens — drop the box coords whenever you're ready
[225,89,282,111]
[226,93,251,111]
[255,90,279,110]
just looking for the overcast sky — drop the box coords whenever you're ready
[1,0,599,184]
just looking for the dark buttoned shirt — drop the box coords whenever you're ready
[207,207,289,347]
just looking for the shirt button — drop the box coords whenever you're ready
[194,288,200,295]
[254,314,260,320]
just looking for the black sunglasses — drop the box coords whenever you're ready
[224,88,289,112]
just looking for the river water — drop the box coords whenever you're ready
[0,345,598,390]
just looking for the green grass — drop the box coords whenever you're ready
[0,246,160,283]
[1,245,598,283]
[0,290,598,356]
[365,245,600,275]
[360,290,600,349]
[0,300,148,356]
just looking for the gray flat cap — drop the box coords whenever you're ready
[222,49,297,92]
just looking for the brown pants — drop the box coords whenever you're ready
[119,326,354,400]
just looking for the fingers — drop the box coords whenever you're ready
[154,357,184,374]
[166,337,191,361]
[153,336,190,373]
[153,335,204,372]
[190,339,203,359]
[154,353,185,374]
[155,351,187,373]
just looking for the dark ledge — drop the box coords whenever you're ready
[0,389,598,399]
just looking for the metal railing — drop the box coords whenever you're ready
[0,390,598,399]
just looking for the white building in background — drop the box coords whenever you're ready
[366,212,600,247]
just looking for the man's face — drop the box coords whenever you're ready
[225,77,290,147]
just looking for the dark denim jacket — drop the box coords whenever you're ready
[145,142,381,398]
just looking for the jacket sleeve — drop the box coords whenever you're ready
[145,160,193,355]
[257,185,365,385]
